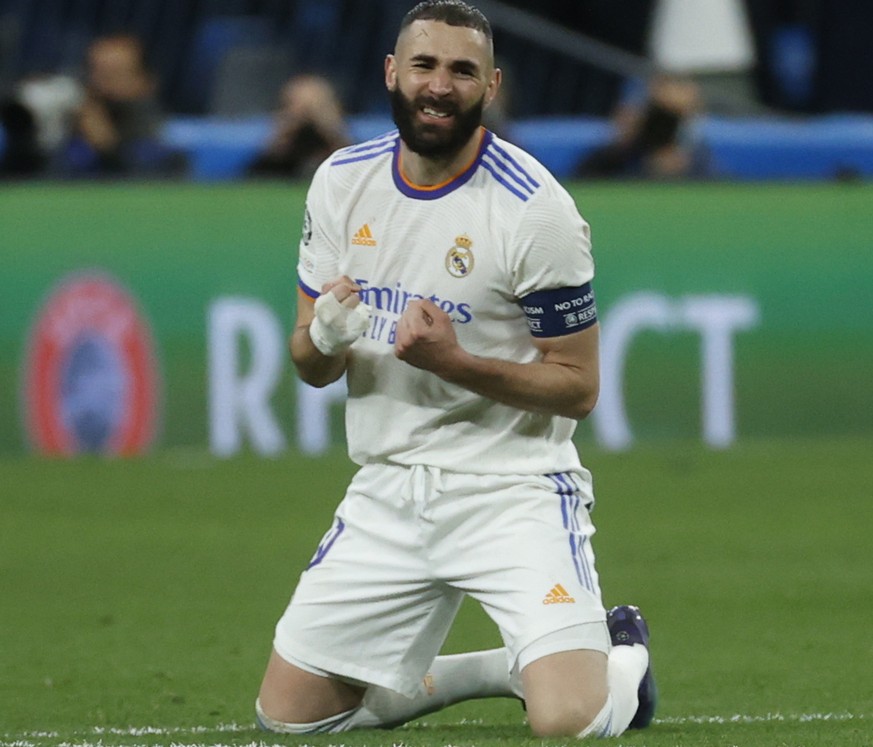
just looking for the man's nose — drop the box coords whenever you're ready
[427,68,452,95]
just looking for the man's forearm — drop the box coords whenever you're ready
[289,326,348,388]
[437,349,598,420]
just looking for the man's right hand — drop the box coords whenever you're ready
[308,277,372,357]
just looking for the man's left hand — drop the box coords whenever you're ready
[394,299,460,375]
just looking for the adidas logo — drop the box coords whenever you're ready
[543,583,576,605]
[351,223,377,246]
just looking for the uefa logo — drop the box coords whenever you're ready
[22,272,160,456]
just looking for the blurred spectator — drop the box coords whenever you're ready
[576,73,712,179]
[247,74,351,179]
[0,74,82,178]
[56,34,184,178]
[1,96,43,176]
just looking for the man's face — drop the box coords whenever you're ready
[386,20,499,159]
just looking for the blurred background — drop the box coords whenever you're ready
[2,0,873,181]
[1,0,871,459]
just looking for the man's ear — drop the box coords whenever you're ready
[484,67,502,109]
[385,54,398,91]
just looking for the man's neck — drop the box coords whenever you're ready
[398,128,484,187]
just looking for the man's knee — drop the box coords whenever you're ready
[257,648,365,731]
[521,648,610,738]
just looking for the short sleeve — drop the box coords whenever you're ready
[509,187,594,299]
[296,159,342,297]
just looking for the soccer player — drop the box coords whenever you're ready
[255,0,656,738]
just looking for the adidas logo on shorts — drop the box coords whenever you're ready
[543,583,576,605]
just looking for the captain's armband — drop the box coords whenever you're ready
[519,283,597,338]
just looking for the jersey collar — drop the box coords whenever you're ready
[392,128,492,200]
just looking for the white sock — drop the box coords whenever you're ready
[577,694,617,738]
[347,648,516,729]
[255,698,360,734]
[606,644,649,735]
[261,645,648,735]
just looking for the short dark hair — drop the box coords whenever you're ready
[400,0,492,41]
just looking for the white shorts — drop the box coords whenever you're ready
[273,462,607,697]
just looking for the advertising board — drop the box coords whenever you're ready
[2,183,870,456]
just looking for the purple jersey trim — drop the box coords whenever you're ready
[391,129,493,200]
[298,278,319,300]
[488,140,541,190]
[480,158,531,201]
[330,131,399,166]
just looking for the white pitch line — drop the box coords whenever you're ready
[0,711,866,746]
[655,712,865,725]
[3,743,283,747]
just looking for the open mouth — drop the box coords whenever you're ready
[418,99,457,124]
[422,106,451,119]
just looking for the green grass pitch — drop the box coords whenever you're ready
[2,437,870,746]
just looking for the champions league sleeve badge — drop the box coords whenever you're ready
[23,272,160,456]
[445,235,475,278]
[302,206,313,245]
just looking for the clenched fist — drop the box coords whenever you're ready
[394,299,460,375]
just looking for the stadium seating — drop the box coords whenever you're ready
[699,114,873,179]
[175,15,275,115]
[4,108,872,181]
[2,0,872,181]
[158,112,873,181]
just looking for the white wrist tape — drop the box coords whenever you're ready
[308,292,372,356]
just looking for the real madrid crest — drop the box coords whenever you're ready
[445,235,475,278]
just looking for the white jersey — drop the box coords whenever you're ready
[297,127,595,474]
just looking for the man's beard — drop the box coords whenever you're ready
[390,86,485,159]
